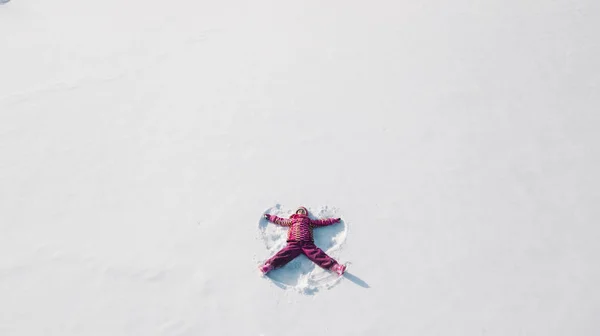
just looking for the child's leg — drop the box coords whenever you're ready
[301,242,338,270]
[265,242,303,269]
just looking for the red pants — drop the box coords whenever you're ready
[266,241,339,270]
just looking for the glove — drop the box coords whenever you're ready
[264,214,270,220]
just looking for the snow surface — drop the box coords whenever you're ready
[1,0,600,335]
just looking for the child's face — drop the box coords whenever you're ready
[296,208,307,215]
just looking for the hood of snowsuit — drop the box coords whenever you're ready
[291,206,309,218]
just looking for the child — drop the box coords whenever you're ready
[259,206,346,276]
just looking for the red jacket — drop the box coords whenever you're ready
[266,213,340,242]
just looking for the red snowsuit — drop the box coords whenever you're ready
[264,212,341,270]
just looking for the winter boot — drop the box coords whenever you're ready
[259,262,273,275]
[331,263,346,276]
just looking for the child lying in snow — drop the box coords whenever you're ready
[259,206,346,276]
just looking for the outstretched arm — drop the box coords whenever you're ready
[310,217,341,227]
[264,214,293,227]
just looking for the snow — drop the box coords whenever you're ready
[1,0,599,335]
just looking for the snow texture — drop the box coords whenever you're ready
[1,0,600,335]
[258,204,348,294]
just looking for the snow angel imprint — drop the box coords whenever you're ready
[260,206,346,276]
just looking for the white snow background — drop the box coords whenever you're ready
[1,0,599,335]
